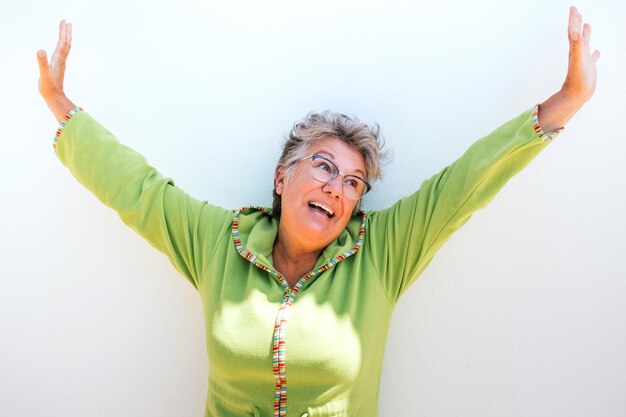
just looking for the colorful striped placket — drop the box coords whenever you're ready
[232,206,367,417]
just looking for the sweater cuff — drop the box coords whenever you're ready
[53,107,83,157]
[531,104,563,143]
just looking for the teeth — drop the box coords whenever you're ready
[309,201,334,218]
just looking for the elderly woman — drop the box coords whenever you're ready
[37,6,599,417]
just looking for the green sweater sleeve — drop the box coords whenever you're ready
[54,111,233,289]
[366,106,558,303]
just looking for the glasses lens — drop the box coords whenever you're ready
[310,156,336,183]
[309,155,368,200]
[343,177,367,200]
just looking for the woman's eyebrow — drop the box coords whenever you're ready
[316,150,335,160]
[316,150,366,177]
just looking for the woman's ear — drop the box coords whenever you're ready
[275,169,285,195]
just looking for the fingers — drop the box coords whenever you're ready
[61,19,73,47]
[568,7,600,59]
[582,23,591,48]
[592,50,601,62]
[52,20,72,62]
[58,20,64,41]
[568,6,582,43]
[567,7,600,61]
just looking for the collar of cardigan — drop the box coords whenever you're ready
[231,205,367,287]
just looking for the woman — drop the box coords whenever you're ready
[37,6,599,417]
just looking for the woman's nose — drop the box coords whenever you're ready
[322,176,343,198]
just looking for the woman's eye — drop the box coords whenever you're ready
[345,179,358,188]
[318,162,332,172]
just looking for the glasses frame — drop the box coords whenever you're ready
[296,153,372,200]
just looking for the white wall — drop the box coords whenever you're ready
[2,0,625,416]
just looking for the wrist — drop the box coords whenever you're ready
[538,89,587,133]
[46,93,77,123]
[557,86,588,108]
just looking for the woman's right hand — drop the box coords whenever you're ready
[38,20,72,101]
[37,20,77,122]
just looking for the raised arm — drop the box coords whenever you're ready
[367,6,601,302]
[37,21,233,289]
[538,6,600,132]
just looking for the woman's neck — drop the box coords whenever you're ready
[272,230,322,287]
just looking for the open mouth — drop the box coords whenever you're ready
[308,201,335,218]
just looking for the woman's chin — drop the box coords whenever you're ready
[299,215,347,245]
[300,219,331,238]
[280,206,345,247]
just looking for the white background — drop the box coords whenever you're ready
[1,0,625,416]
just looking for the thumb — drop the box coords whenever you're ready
[37,49,51,78]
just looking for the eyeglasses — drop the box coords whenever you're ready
[297,154,371,200]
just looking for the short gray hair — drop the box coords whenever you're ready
[272,111,388,219]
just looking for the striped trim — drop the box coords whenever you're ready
[53,107,83,156]
[232,206,367,417]
[531,104,563,142]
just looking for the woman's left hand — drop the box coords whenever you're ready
[561,6,601,103]
[537,6,601,133]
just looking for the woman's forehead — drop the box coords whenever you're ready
[308,137,366,175]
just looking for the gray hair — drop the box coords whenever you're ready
[272,111,388,219]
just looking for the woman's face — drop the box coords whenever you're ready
[275,137,367,251]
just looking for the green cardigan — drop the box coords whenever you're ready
[54,106,556,417]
